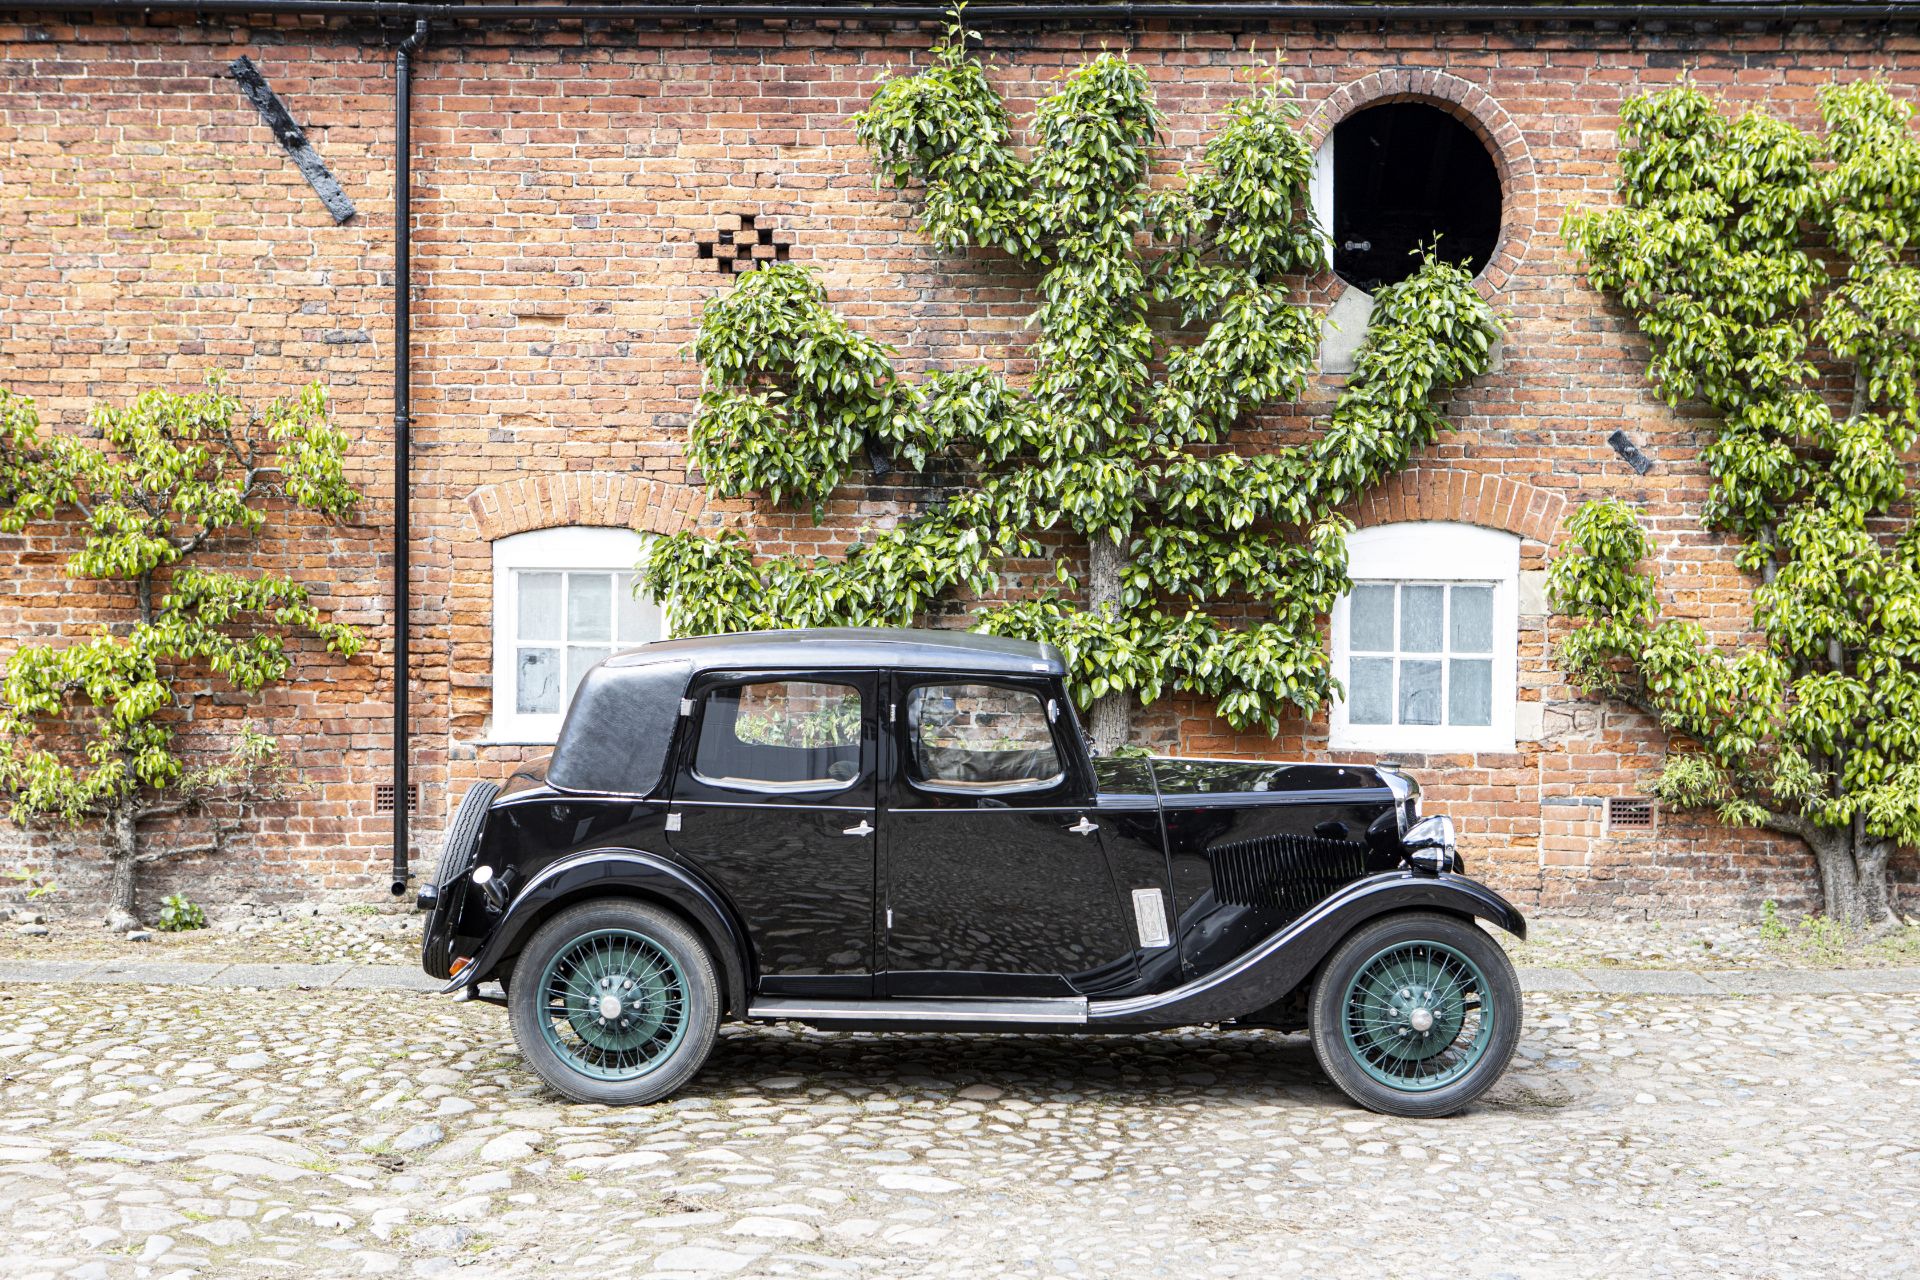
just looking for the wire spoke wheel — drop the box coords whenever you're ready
[537,928,689,1082]
[1340,940,1493,1093]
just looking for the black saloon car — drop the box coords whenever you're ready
[420,628,1525,1117]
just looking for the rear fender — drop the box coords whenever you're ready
[444,848,753,1017]
[1089,871,1524,1029]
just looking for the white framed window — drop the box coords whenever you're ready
[490,526,663,744]
[1329,522,1519,753]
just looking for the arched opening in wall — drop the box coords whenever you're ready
[1326,102,1501,292]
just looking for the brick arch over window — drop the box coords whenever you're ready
[1304,69,1537,295]
[466,474,706,542]
[1353,468,1566,548]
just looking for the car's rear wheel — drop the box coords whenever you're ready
[1308,911,1520,1118]
[507,899,719,1106]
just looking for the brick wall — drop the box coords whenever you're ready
[2,9,1915,917]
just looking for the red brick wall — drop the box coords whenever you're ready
[3,10,1915,917]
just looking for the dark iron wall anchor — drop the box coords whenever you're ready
[227,56,357,224]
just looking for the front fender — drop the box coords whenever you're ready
[1089,871,1525,1029]
[443,848,753,1017]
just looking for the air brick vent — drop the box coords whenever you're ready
[1605,796,1657,834]
[695,213,792,273]
[375,783,419,815]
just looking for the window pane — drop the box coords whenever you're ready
[1400,585,1444,652]
[1449,658,1492,726]
[694,681,863,793]
[616,573,662,646]
[568,573,612,642]
[566,646,610,703]
[1450,585,1493,653]
[909,683,1062,792]
[1348,657,1393,725]
[515,646,560,715]
[518,572,562,642]
[1399,659,1442,725]
[1349,584,1395,652]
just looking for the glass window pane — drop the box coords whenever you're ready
[1349,584,1395,652]
[568,573,612,642]
[1399,659,1442,725]
[1348,657,1393,725]
[566,645,611,704]
[1449,658,1492,726]
[515,646,560,715]
[1400,585,1444,652]
[908,683,1062,792]
[616,573,663,646]
[517,572,562,642]
[1450,585,1493,653]
[694,681,863,793]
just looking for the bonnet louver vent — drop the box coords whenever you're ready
[1210,833,1368,916]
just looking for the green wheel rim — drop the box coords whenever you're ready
[537,928,689,1082]
[1340,939,1494,1093]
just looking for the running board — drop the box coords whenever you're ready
[747,996,1089,1026]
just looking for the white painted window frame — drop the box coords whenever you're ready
[490,526,660,745]
[1329,522,1519,753]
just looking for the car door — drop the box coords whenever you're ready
[666,670,878,997]
[880,674,1138,998]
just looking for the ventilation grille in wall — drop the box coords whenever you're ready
[696,213,792,273]
[374,783,419,815]
[1605,796,1658,835]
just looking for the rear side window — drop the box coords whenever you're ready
[907,683,1063,794]
[692,680,863,794]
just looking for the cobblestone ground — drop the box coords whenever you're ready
[2,985,1916,1280]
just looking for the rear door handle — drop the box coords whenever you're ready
[1068,817,1098,836]
[843,819,874,837]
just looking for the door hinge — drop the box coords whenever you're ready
[679,697,694,717]
[885,908,893,930]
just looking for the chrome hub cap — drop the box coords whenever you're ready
[597,993,623,1021]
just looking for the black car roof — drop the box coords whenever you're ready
[601,627,1068,677]
[546,628,1066,797]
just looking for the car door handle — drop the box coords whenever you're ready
[1068,817,1098,836]
[842,820,874,837]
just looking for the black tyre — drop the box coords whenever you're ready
[506,899,720,1106]
[421,781,498,980]
[1308,911,1521,1118]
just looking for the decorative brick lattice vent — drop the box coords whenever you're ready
[696,214,791,273]
[374,783,419,815]
[1605,796,1658,835]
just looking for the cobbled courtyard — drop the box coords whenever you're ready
[2,980,1916,1279]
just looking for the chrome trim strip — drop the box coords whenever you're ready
[748,996,1089,1025]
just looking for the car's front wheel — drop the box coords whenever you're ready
[507,899,719,1106]
[1308,911,1521,1118]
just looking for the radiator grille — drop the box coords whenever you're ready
[1209,833,1369,915]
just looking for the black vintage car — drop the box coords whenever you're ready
[420,628,1525,1117]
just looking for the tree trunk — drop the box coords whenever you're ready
[1766,812,1898,930]
[103,805,141,933]
[1087,531,1131,754]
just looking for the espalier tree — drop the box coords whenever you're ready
[0,377,366,930]
[1555,80,1920,928]
[646,15,1500,751]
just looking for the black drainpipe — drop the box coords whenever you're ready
[391,17,429,897]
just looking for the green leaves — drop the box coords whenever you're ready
[1560,78,1920,858]
[0,377,368,832]
[668,31,1498,739]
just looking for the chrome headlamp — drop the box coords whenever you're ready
[1378,767,1422,836]
[1401,814,1456,875]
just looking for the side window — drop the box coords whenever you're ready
[906,683,1063,795]
[692,680,863,795]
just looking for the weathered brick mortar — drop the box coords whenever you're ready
[2,13,1914,915]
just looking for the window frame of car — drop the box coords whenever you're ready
[1328,521,1520,754]
[889,673,1090,807]
[672,669,879,805]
